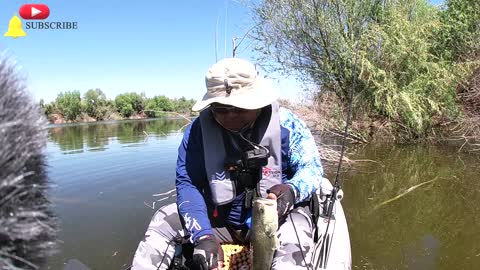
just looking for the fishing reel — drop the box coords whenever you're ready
[317,184,344,218]
[318,185,344,202]
[335,189,344,201]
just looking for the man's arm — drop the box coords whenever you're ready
[176,120,214,243]
[280,108,324,203]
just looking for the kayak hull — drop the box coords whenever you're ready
[311,178,352,270]
[169,178,352,270]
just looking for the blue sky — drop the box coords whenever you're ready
[1,0,295,103]
[1,0,444,103]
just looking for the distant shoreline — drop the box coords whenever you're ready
[46,111,195,125]
[46,113,195,127]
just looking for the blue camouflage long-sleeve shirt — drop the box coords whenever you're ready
[175,107,324,243]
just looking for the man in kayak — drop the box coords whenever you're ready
[0,58,57,270]
[132,58,324,269]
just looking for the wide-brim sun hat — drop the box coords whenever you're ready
[192,58,279,112]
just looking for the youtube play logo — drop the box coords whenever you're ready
[19,4,50,20]
[5,2,78,39]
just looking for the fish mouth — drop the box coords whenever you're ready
[264,201,275,207]
[254,198,276,206]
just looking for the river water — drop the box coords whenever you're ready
[44,118,480,270]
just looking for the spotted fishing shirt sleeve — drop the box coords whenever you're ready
[280,107,324,203]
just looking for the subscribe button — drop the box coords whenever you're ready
[19,4,50,20]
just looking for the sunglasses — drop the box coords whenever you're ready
[210,104,249,114]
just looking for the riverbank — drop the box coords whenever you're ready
[280,94,480,153]
[46,95,480,155]
[47,111,195,125]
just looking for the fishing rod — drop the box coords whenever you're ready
[319,43,360,268]
[328,44,359,217]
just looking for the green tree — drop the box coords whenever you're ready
[115,94,134,117]
[172,96,194,113]
[250,0,472,138]
[43,102,56,116]
[251,0,382,100]
[84,88,108,120]
[358,2,467,136]
[39,98,51,116]
[145,95,174,117]
[434,0,480,62]
[55,90,82,121]
[131,92,145,113]
[155,95,173,111]
[114,92,145,117]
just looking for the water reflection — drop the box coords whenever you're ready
[49,126,85,153]
[48,118,189,154]
[44,122,480,270]
[45,118,187,270]
[86,124,109,151]
[343,144,480,270]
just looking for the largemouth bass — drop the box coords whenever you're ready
[251,198,279,270]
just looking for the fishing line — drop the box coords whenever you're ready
[320,36,361,270]
[157,240,174,270]
[237,129,269,153]
[290,213,311,270]
[331,42,360,197]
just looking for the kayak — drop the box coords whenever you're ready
[310,177,352,270]
[169,177,352,270]
[63,178,351,270]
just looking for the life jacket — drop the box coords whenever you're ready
[199,102,283,205]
